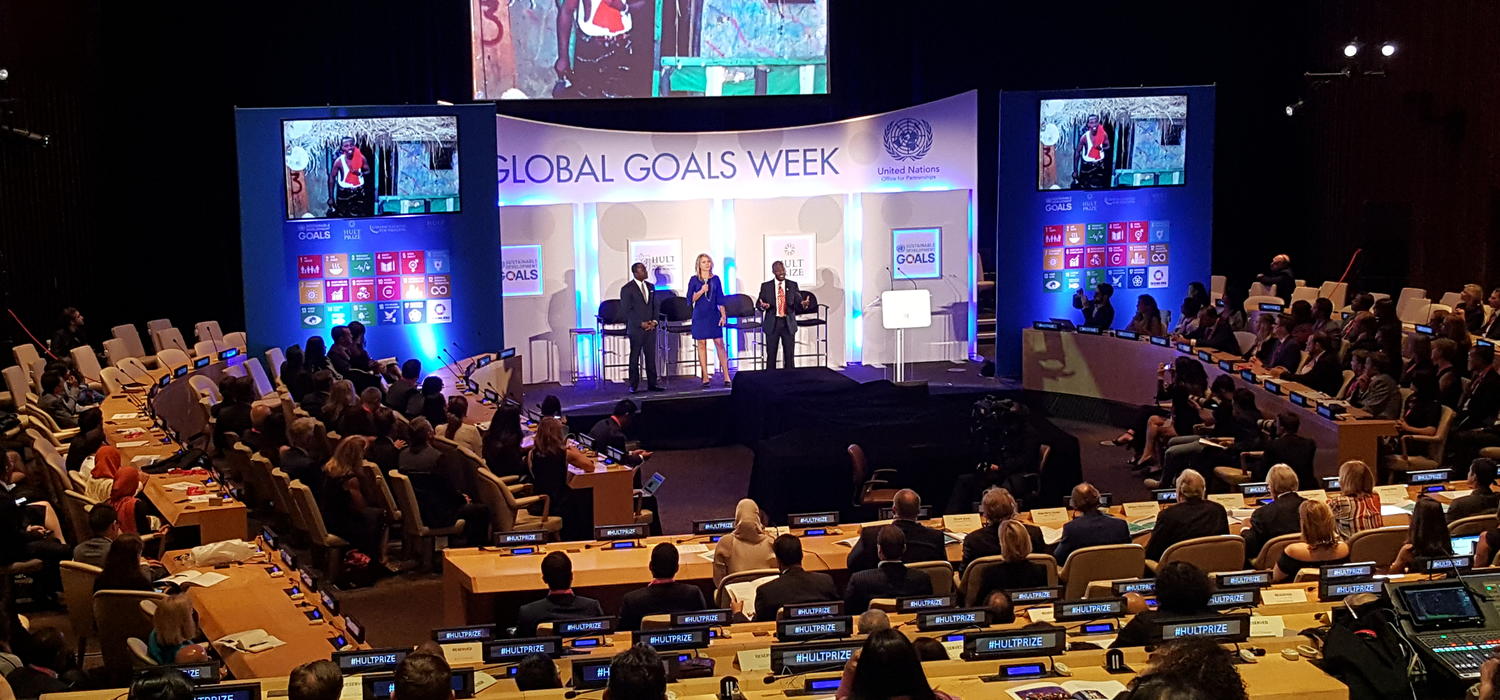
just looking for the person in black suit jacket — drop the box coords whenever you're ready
[1072,283,1115,330]
[1480,288,1500,340]
[972,521,1050,604]
[1241,465,1305,564]
[756,261,808,369]
[1144,470,1229,563]
[586,400,661,535]
[961,487,1045,572]
[1113,561,1218,648]
[620,262,663,392]
[1188,307,1240,355]
[1445,458,1500,524]
[1255,254,1296,302]
[1260,412,1317,488]
[617,544,706,630]
[1051,483,1131,564]
[1449,346,1500,460]
[1283,333,1343,396]
[844,526,933,613]
[755,534,842,622]
[847,489,947,572]
[515,552,605,636]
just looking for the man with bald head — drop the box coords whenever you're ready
[1144,469,1229,563]
[1051,482,1130,564]
[846,489,948,572]
[844,525,933,613]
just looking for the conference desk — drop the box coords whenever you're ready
[100,365,248,544]
[164,540,366,680]
[1021,327,1399,476]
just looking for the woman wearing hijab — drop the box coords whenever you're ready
[82,445,123,502]
[712,499,776,585]
[106,463,160,535]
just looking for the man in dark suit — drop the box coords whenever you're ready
[1241,465,1305,564]
[1448,346,1500,466]
[1144,470,1229,563]
[516,552,605,636]
[617,543,706,630]
[588,400,660,534]
[1260,412,1317,488]
[1072,282,1114,330]
[847,489,947,572]
[620,262,663,392]
[1051,483,1130,564]
[1445,458,1500,524]
[961,486,1046,571]
[1190,307,1240,355]
[1480,288,1500,340]
[1286,333,1343,396]
[1255,254,1295,302]
[755,534,841,622]
[756,261,808,369]
[844,526,933,613]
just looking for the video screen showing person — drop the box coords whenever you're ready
[470,0,828,100]
[1038,95,1187,191]
[283,116,460,220]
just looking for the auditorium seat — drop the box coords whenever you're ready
[1480,447,1500,461]
[1243,295,1283,314]
[110,324,151,364]
[194,320,225,344]
[1338,370,1356,398]
[103,338,131,369]
[264,347,287,389]
[192,340,221,358]
[475,468,561,539]
[289,481,349,579]
[1250,533,1300,571]
[847,444,898,508]
[388,470,467,572]
[1209,275,1226,302]
[1380,406,1454,483]
[1396,298,1431,325]
[223,332,247,349]
[93,589,165,676]
[235,447,274,511]
[188,375,222,404]
[1057,544,1144,600]
[714,568,778,609]
[1448,514,1497,537]
[157,347,190,371]
[1347,525,1407,571]
[659,296,697,376]
[268,468,307,542]
[356,462,403,558]
[70,345,105,392]
[1146,535,1245,575]
[115,357,152,386]
[908,560,958,596]
[1290,287,1318,306]
[5,366,78,443]
[244,358,278,400]
[1427,304,1452,323]
[595,300,630,382]
[12,344,42,392]
[721,294,763,369]
[152,327,190,356]
[1437,291,1463,309]
[59,561,101,665]
[794,291,829,367]
[1317,281,1348,308]
[98,367,125,395]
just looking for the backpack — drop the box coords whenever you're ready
[1319,604,1419,700]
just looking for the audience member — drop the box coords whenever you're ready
[1256,254,1295,301]
[1401,333,1434,387]
[1172,283,1211,336]
[300,370,334,418]
[1244,313,1277,364]
[755,534,841,622]
[94,533,152,591]
[1144,470,1228,563]
[1242,465,1305,564]
[105,462,159,535]
[1282,332,1343,396]
[961,487,1044,571]
[1260,412,1317,487]
[617,543,706,631]
[1125,293,1166,337]
[1051,483,1130,564]
[336,387,380,437]
[588,400,660,534]
[911,636,949,662]
[1433,338,1463,408]
[128,668,193,700]
[1220,287,1248,331]
[49,307,88,356]
[1113,561,1216,648]
[1072,282,1114,330]
[1312,297,1341,336]
[528,417,592,541]
[1328,460,1383,538]
[399,418,489,547]
[386,360,423,416]
[1185,307,1239,354]
[1341,293,1376,341]
[836,628,957,700]
[1121,356,1207,470]
[366,408,401,473]
[1352,351,1401,419]
[415,377,447,427]
[440,396,483,456]
[1272,500,1349,582]
[36,373,79,429]
[1451,346,1500,464]
[287,660,344,700]
[515,552,604,636]
[540,395,564,420]
[318,380,358,432]
[1446,458,1500,523]
[148,594,206,664]
[280,345,313,404]
[1385,372,1444,468]
[6,626,79,697]
[973,520,1048,603]
[512,655,561,692]
[1389,497,1453,574]
[1150,375,1237,488]
[1262,315,1304,372]
[605,644,667,700]
[1481,288,1500,339]
[73,504,167,579]
[848,489,946,572]
[64,408,105,474]
[856,609,891,635]
[983,590,1016,625]
[1443,314,1473,360]
[281,417,329,494]
[1120,637,1249,700]
[844,526,933,613]
[319,436,383,559]
[713,498,775,585]
[393,653,452,700]
[482,406,526,481]
[211,376,254,450]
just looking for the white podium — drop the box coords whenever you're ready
[881,289,932,383]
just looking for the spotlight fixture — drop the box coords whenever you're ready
[1380,42,1397,57]
[1342,42,1360,58]
[0,68,8,82]
[1284,100,1305,117]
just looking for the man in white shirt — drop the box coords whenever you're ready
[756,261,808,369]
[620,262,663,392]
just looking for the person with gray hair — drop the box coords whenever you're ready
[1052,482,1130,564]
[1144,469,1229,562]
[1241,464,1305,565]
[960,487,1046,571]
[856,608,891,635]
[846,489,947,572]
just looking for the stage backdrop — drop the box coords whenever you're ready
[235,104,504,369]
[496,92,980,384]
[995,86,1216,376]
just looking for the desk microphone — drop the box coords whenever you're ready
[437,348,463,383]
[563,688,605,699]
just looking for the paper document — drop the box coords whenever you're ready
[215,629,284,653]
[724,575,775,620]
[115,440,150,449]
[1006,680,1127,699]
[111,413,140,420]
[158,570,229,588]
[1039,526,1063,546]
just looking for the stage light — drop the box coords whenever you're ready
[1284,100,1305,117]
[0,68,9,82]
[1380,42,1397,57]
[1343,42,1359,58]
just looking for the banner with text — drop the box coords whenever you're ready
[629,239,685,292]
[764,234,817,286]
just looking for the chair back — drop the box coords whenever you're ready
[116,357,152,385]
[157,348,190,371]
[268,468,306,535]
[1057,544,1146,600]
[1244,295,1283,313]
[797,291,821,317]
[146,319,173,334]
[194,321,225,344]
[1158,535,1247,574]
[596,300,626,325]
[12,344,41,385]
[99,367,125,395]
[240,452,276,511]
[661,296,693,323]
[60,561,102,650]
[1027,554,1059,588]
[847,444,869,485]
[245,358,277,399]
[1251,533,1302,570]
[188,375,222,404]
[265,348,288,388]
[1210,276,1227,300]
[475,468,517,531]
[639,615,673,630]
[1450,514,1498,536]
[1338,370,1356,398]
[70,346,105,386]
[93,589,167,675]
[103,339,130,367]
[1396,298,1431,325]
[192,340,220,358]
[1290,287,1319,306]
[153,328,189,355]
[3,365,31,409]
[223,332,247,349]
[290,481,339,546]
[1347,526,1408,570]
[387,470,431,536]
[713,568,778,608]
[909,560,956,596]
[112,324,148,359]
[127,637,156,666]
[723,294,757,321]
[358,462,401,523]
[63,490,98,544]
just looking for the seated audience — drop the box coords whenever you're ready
[617,543,706,631]
[287,660,344,700]
[1402,333,1434,387]
[1433,338,1463,408]
[856,609,890,635]
[128,668,194,700]
[755,534,841,622]
[36,372,79,429]
[94,533,153,591]
[299,370,334,419]
[482,406,526,481]
[440,396,483,456]
[211,376,255,450]
[1072,282,1114,329]
[73,504,166,579]
[1389,497,1453,574]
[6,626,79,697]
[1144,470,1228,563]
[540,395,564,420]
[366,408,401,474]
[1125,356,1208,470]
[1125,293,1167,337]
[1351,351,1401,419]
[1445,458,1500,523]
[1261,315,1304,372]
[606,644,667,700]
[845,526,933,613]
[304,335,331,373]
[1244,313,1277,364]
[1261,412,1317,487]
[1119,637,1249,700]
[386,360,423,416]
[105,461,160,535]
[1220,288,1248,331]
[1051,482,1130,564]
[835,628,958,700]
[1242,465,1305,564]
[320,379,358,431]
[528,417,594,541]
[1328,460,1383,537]
[983,590,1016,625]
[336,387,381,438]
[280,417,329,494]
[1482,288,1500,339]
[848,489,946,572]
[1386,371,1444,464]
[713,498,775,585]
[1341,293,1376,340]
[399,418,489,547]
[515,552,604,636]
[393,653,453,700]
[416,377,447,427]
[280,345,312,404]
[148,594,207,664]
[1256,254,1295,300]
[512,655,561,692]
[1172,283,1210,336]
[912,636,949,662]
[1151,376,1251,488]
[1443,315,1473,359]
[588,400,660,534]
[1272,500,1350,582]
[1184,306,1239,355]
[973,520,1049,603]
[1280,332,1343,396]
[961,486,1044,571]
[319,436,383,560]
[64,408,105,474]
[48,307,88,356]
[1312,297,1341,336]
[1113,561,1216,648]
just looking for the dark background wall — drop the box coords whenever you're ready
[1,0,1496,356]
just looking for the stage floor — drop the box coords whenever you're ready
[521,360,1019,414]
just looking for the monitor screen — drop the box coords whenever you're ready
[191,683,260,700]
[1452,535,1481,558]
[632,626,710,651]
[571,658,613,690]
[963,626,1066,660]
[672,609,731,627]
[470,0,829,100]
[1154,614,1250,643]
[281,116,459,220]
[1038,95,1187,191]
[483,637,563,662]
[334,648,407,675]
[1398,583,1485,629]
[782,601,843,619]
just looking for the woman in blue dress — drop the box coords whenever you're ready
[687,253,731,387]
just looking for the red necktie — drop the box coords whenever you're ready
[777,283,785,316]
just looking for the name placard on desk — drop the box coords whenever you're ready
[1260,588,1309,605]
[1122,502,1160,519]
[1030,507,1069,527]
[1209,494,1245,509]
[943,513,982,533]
[1296,489,1329,503]
[1375,484,1410,504]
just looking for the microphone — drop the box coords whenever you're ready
[563,688,605,699]
[719,676,745,700]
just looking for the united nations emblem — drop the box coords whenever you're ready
[883,118,934,161]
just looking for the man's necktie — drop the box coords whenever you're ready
[777,283,785,316]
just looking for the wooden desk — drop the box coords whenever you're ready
[164,542,363,680]
[1021,328,1398,475]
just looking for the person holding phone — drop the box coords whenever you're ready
[1073,282,1115,330]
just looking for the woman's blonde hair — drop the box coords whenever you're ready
[534,417,566,456]
[695,253,714,277]
[998,520,1033,563]
[324,435,367,479]
[1300,500,1339,549]
[154,593,199,646]
[1339,460,1375,497]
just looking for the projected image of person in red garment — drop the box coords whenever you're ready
[330,137,373,218]
[555,0,652,98]
[1076,114,1112,189]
